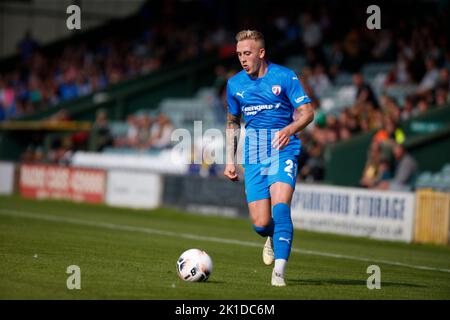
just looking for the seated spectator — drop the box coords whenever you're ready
[300,142,324,182]
[416,99,429,114]
[376,143,418,191]
[374,159,393,185]
[339,126,352,140]
[113,114,139,148]
[59,75,79,101]
[417,57,440,94]
[301,12,322,50]
[401,97,419,121]
[353,72,379,109]
[136,115,153,149]
[360,142,382,188]
[150,113,174,150]
[126,114,139,148]
[373,116,405,146]
[385,52,411,86]
[309,64,331,95]
[437,68,450,90]
[435,85,449,107]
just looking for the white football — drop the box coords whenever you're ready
[176,249,213,282]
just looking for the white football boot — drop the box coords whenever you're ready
[271,269,286,287]
[262,237,274,265]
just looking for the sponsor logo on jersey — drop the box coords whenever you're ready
[243,103,280,116]
[236,91,245,99]
[295,95,308,104]
[272,85,281,96]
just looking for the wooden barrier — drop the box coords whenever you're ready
[414,189,450,245]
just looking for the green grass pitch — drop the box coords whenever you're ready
[0,195,449,299]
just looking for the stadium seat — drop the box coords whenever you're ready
[442,163,450,174]
[109,121,129,139]
[362,63,395,78]
[334,73,353,86]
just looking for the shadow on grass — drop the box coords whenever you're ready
[205,280,226,284]
[288,278,425,288]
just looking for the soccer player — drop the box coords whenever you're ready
[224,30,314,286]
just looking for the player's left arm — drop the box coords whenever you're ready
[272,103,314,150]
[272,71,315,150]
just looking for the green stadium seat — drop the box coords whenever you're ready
[441,163,450,174]
[334,73,353,86]
[109,121,129,138]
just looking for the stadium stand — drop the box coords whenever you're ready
[0,0,449,189]
[415,164,450,192]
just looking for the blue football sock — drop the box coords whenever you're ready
[253,218,274,237]
[272,203,293,260]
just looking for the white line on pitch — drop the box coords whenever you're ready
[1,208,449,274]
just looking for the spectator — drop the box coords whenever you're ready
[435,86,449,107]
[89,109,113,152]
[300,12,322,49]
[17,31,39,62]
[360,142,382,188]
[328,41,344,80]
[371,30,396,61]
[126,114,140,148]
[416,99,429,114]
[300,142,325,182]
[150,113,174,149]
[353,72,379,109]
[401,97,419,121]
[136,115,153,150]
[437,68,450,89]
[385,52,411,86]
[113,114,139,148]
[417,57,440,94]
[376,144,418,191]
[309,64,331,94]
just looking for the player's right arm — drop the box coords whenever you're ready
[224,112,241,181]
[224,81,241,181]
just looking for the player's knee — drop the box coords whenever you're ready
[252,215,274,237]
[253,219,274,237]
[251,215,271,227]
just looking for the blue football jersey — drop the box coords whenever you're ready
[226,62,311,163]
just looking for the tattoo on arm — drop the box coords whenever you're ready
[226,113,241,163]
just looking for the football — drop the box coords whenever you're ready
[176,249,213,282]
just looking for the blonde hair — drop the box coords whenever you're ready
[235,30,265,47]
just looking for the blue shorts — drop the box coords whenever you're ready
[243,151,299,203]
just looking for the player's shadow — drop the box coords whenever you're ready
[203,280,226,284]
[289,278,425,288]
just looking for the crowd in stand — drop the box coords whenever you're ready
[113,112,174,151]
[0,2,239,121]
[3,1,450,187]
[206,3,450,185]
[20,107,175,164]
[290,5,448,190]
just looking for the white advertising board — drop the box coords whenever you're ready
[0,162,15,195]
[291,184,416,242]
[106,170,162,209]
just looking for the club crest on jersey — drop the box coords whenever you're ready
[272,85,281,96]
